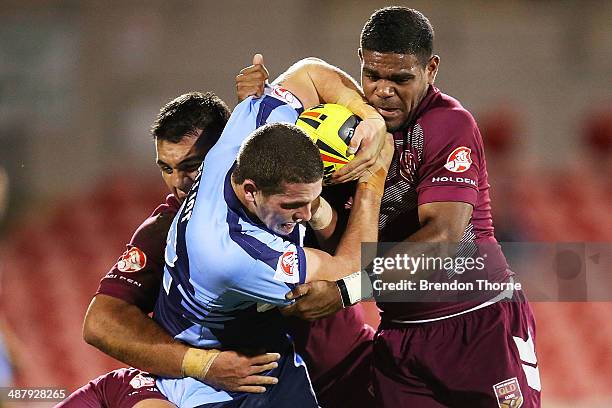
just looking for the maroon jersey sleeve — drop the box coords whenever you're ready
[416,107,484,207]
[96,195,180,313]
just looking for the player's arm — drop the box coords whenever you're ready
[83,296,279,393]
[302,135,393,282]
[237,54,387,182]
[276,57,387,182]
[306,196,339,252]
[83,295,187,377]
[410,202,472,243]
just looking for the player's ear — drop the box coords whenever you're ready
[357,48,363,61]
[426,55,440,84]
[243,180,259,203]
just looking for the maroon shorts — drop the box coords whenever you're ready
[56,368,167,408]
[373,291,541,408]
[289,304,375,408]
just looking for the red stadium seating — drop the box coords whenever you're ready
[0,171,610,406]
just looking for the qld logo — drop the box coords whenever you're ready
[493,377,523,408]
[444,146,472,173]
[129,373,156,389]
[117,247,147,272]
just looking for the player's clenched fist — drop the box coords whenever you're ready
[236,53,269,101]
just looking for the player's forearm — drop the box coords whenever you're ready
[308,196,340,253]
[292,58,382,119]
[276,58,382,119]
[304,59,383,122]
[381,204,473,275]
[83,294,187,377]
[319,185,382,280]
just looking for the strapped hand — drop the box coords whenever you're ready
[182,348,280,393]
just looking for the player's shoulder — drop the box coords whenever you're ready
[130,195,178,247]
[419,91,476,130]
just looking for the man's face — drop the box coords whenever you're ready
[155,130,207,202]
[253,181,323,236]
[360,49,438,132]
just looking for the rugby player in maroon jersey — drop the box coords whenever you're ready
[237,7,541,408]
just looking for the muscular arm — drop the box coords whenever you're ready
[410,201,473,243]
[273,58,388,182]
[302,136,394,282]
[83,294,186,377]
[83,296,279,392]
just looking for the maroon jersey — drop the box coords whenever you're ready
[56,368,167,408]
[96,195,180,313]
[378,85,512,321]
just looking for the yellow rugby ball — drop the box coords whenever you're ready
[296,104,360,184]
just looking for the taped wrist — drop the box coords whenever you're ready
[336,270,373,307]
[181,348,221,380]
[357,167,387,197]
[309,197,333,230]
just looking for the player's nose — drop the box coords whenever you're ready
[375,81,395,98]
[295,203,312,223]
[173,171,193,192]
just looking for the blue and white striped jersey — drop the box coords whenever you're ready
[153,86,317,407]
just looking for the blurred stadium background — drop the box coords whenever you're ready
[0,1,610,407]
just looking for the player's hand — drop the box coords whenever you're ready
[236,54,269,101]
[358,133,395,182]
[281,280,343,321]
[330,117,387,184]
[204,350,280,393]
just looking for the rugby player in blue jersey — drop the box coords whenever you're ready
[152,60,392,407]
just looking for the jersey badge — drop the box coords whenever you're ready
[129,373,156,389]
[274,246,300,283]
[493,377,523,408]
[444,146,472,173]
[267,86,303,110]
[117,247,147,273]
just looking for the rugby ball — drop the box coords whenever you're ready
[296,104,360,184]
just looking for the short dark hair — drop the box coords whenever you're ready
[151,92,230,149]
[360,6,434,66]
[232,123,324,195]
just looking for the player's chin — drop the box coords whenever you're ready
[276,222,296,235]
[383,116,406,133]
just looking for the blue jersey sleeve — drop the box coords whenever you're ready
[224,226,307,307]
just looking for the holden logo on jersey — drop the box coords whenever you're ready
[129,373,156,389]
[273,245,300,283]
[117,247,147,273]
[444,146,472,173]
[493,377,523,408]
